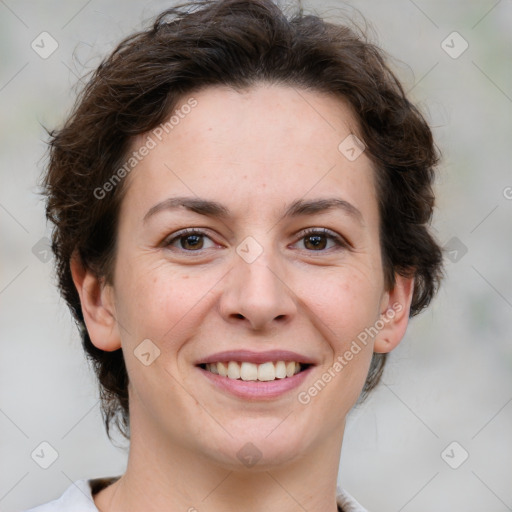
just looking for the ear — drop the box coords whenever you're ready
[373,274,415,354]
[70,252,121,352]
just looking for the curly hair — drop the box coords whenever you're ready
[43,0,444,439]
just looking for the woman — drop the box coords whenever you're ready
[28,0,444,510]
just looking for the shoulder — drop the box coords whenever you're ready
[337,487,369,512]
[24,477,119,512]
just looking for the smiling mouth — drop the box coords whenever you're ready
[197,361,312,382]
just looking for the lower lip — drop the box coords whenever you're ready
[197,365,314,401]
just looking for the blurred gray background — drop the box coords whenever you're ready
[1,1,511,511]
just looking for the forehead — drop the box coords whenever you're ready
[121,83,377,225]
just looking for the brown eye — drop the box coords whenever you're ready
[296,228,348,252]
[303,233,328,250]
[165,229,215,251]
[179,233,204,250]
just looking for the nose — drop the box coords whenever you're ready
[218,244,297,331]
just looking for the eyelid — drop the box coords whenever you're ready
[163,226,351,254]
[294,227,351,251]
[163,228,218,250]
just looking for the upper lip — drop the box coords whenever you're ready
[195,350,317,366]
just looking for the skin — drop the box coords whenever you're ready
[71,83,414,512]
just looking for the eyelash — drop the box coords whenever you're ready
[164,227,349,254]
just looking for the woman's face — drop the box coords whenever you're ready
[80,83,413,469]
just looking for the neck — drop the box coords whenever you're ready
[94,411,345,512]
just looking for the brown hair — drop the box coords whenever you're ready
[43,0,444,439]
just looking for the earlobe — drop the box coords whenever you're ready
[373,274,415,354]
[70,252,121,352]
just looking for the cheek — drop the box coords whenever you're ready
[297,269,379,405]
[300,268,381,349]
[113,261,216,346]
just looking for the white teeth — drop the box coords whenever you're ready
[275,361,287,379]
[227,361,240,379]
[204,361,304,381]
[217,362,228,377]
[240,362,258,381]
[257,362,275,381]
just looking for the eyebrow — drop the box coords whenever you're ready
[143,196,364,226]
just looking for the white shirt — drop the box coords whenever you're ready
[25,477,368,512]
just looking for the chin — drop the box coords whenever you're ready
[198,428,310,472]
